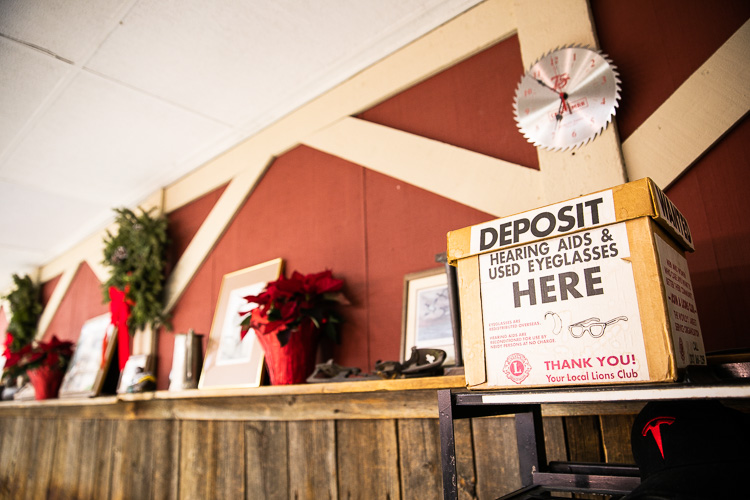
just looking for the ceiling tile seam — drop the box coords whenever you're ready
[0,0,141,167]
[0,32,74,64]
[80,66,235,129]
[0,36,81,166]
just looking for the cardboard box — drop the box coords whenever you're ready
[447,178,706,390]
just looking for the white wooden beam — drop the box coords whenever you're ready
[37,265,77,339]
[162,155,273,314]
[623,19,750,188]
[303,117,541,217]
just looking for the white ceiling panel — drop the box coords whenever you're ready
[0,179,102,254]
[0,247,44,286]
[3,70,229,206]
[0,37,72,155]
[0,0,133,63]
[86,0,483,127]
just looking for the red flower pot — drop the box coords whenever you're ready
[255,320,320,385]
[27,365,65,400]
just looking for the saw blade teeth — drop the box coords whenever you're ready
[513,44,621,151]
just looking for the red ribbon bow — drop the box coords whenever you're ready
[106,286,132,370]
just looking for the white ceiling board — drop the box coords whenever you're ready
[0,37,73,155]
[2,70,229,206]
[0,179,101,254]
[0,247,43,286]
[86,0,483,127]
[0,0,134,63]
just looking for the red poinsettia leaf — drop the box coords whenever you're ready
[279,301,299,320]
[4,350,22,368]
[264,319,291,332]
[290,270,306,282]
[314,275,343,294]
[17,343,33,356]
[274,278,303,295]
[243,292,270,305]
[46,351,60,367]
[26,351,44,364]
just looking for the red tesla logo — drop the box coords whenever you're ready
[642,416,676,459]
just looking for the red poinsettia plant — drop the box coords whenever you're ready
[239,270,347,347]
[2,335,74,379]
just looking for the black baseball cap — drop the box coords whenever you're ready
[624,399,750,499]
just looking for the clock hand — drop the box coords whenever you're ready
[555,98,565,124]
[535,78,558,93]
[559,92,571,114]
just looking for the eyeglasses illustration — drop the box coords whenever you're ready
[568,316,627,338]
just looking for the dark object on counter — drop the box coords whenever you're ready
[623,399,750,499]
[375,347,446,379]
[126,367,157,393]
[1,384,16,401]
[307,347,447,383]
[436,251,463,367]
[306,359,366,383]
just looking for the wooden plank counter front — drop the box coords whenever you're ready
[0,375,648,500]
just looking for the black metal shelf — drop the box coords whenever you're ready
[438,379,750,499]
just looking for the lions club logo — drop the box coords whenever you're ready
[503,353,531,384]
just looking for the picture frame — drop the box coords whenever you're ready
[59,313,117,398]
[402,267,456,365]
[198,258,284,389]
[117,354,153,394]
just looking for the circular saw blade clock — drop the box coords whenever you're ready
[513,45,621,151]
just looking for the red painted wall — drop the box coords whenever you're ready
[37,1,750,390]
[159,147,491,388]
[40,263,108,344]
[358,34,539,170]
[591,0,750,141]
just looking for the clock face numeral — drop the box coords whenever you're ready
[513,46,620,151]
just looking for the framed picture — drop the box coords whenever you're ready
[402,268,456,365]
[59,313,117,398]
[198,258,284,389]
[117,354,153,394]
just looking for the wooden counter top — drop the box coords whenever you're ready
[0,375,467,421]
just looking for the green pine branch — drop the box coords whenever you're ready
[101,207,171,333]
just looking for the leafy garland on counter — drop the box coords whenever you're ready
[101,207,170,332]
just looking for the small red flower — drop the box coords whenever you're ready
[238,269,347,347]
[2,334,74,376]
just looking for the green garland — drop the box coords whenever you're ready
[3,273,42,354]
[101,207,170,332]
